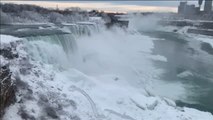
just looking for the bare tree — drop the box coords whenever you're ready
[0,10,12,24]
[48,12,64,24]
[20,11,47,23]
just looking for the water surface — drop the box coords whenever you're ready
[144,31,213,113]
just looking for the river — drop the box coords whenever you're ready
[144,31,213,113]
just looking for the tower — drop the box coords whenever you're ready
[204,0,213,12]
[198,0,203,8]
[56,4,59,11]
[178,1,187,14]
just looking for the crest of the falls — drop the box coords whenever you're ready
[64,23,100,36]
[27,34,77,53]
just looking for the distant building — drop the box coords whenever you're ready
[178,2,197,15]
[178,2,187,14]
[178,0,213,20]
[204,0,213,12]
[185,5,196,15]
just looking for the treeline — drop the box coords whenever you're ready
[0,3,129,26]
[1,3,50,13]
[0,3,92,24]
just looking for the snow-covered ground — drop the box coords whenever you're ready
[0,35,21,44]
[157,25,213,48]
[1,28,213,120]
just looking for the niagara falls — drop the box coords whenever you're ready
[0,1,213,120]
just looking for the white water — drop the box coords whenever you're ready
[26,34,77,69]
[26,25,167,91]
[23,18,188,105]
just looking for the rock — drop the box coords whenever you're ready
[15,74,29,90]
[45,106,59,119]
[19,67,31,75]
[70,115,81,120]
[188,29,213,37]
[39,94,49,103]
[163,98,176,108]
[173,29,178,32]
[130,98,146,110]
[0,65,16,118]
[0,47,18,59]
[114,77,119,81]
[18,107,36,120]
[187,47,196,55]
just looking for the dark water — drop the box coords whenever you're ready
[143,31,213,114]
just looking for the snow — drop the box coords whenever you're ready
[165,19,213,24]
[12,65,209,120]
[0,55,9,66]
[89,17,105,24]
[9,23,53,26]
[148,54,167,62]
[61,23,77,26]
[0,34,21,44]
[59,27,72,33]
[77,21,96,25]
[190,34,213,47]
[1,27,213,120]
[157,21,213,48]
[89,17,102,21]
[158,25,213,48]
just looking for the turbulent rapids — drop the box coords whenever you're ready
[1,16,213,120]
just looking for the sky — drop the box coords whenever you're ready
[1,1,200,13]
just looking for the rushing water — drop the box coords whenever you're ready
[144,31,213,113]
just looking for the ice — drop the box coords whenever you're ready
[148,54,168,62]
[177,70,194,78]
[77,21,96,25]
[192,34,213,47]
[158,25,213,48]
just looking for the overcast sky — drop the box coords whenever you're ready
[1,1,200,13]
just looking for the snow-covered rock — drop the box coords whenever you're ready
[177,71,194,79]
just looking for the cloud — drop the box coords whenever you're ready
[0,1,179,12]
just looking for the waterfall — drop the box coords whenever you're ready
[22,23,100,69]
[25,34,82,69]
[26,40,67,68]
[26,34,77,54]
[62,23,100,36]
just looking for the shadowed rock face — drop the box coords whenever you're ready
[0,48,18,59]
[0,65,16,118]
[0,36,82,119]
[0,39,20,118]
[45,106,59,119]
